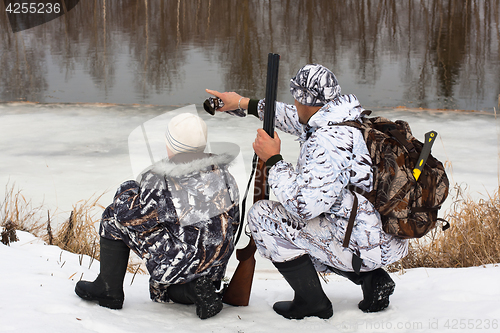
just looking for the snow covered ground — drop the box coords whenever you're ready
[1,102,500,332]
[2,231,499,333]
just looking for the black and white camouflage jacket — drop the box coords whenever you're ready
[100,152,239,299]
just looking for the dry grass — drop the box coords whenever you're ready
[0,184,45,240]
[3,182,500,276]
[46,195,104,262]
[388,184,500,272]
[1,184,146,274]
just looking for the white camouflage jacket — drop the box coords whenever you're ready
[254,95,408,267]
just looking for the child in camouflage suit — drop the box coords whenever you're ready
[75,113,239,319]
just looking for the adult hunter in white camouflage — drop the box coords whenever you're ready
[208,64,408,320]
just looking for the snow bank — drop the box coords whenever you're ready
[1,231,499,333]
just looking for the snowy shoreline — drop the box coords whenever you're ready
[2,230,499,333]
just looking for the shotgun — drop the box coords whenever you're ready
[222,53,280,306]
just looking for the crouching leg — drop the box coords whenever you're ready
[75,237,130,309]
[273,255,333,319]
[167,277,223,319]
[331,267,395,312]
[247,200,333,319]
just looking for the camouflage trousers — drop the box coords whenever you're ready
[99,207,230,302]
[248,198,408,273]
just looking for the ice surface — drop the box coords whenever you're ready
[1,103,497,215]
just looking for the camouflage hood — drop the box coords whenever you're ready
[307,94,365,129]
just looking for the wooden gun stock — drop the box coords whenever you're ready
[222,158,267,306]
[222,53,279,306]
[221,234,257,306]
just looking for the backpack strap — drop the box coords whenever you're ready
[411,206,441,213]
[342,191,358,249]
[388,129,420,160]
[342,190,362,275]
[333,110,371,128]
[437,218,451,231]
[334,113,371,274]
[337,120,362,129]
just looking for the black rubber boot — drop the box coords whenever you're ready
[75,237,130,309]
[167,283,194,305]
[273,255,333,320]
[332,267,395,312]
[167,276,223,319]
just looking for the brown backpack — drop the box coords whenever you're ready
[340,112,450,240]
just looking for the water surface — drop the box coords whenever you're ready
[1,0,499,111]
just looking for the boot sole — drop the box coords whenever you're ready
[273,300,333,320]
[192,277,223,319]
[75,284,124,310]
[359,274,395,313]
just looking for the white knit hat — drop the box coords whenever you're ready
[165,113,208,155]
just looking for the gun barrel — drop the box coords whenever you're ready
[263,53,280,138]
[223,53,280,307]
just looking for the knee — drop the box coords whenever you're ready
[247,200,285,236]
[247,203,261,233]
[247,200,272,227]
[247,202,259,223]
[99,216,121,240]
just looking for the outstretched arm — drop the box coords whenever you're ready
[205,89,250,112]
[206,89,304,137]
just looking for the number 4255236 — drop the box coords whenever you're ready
[6,2,61,14]
[444,319,498,330]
